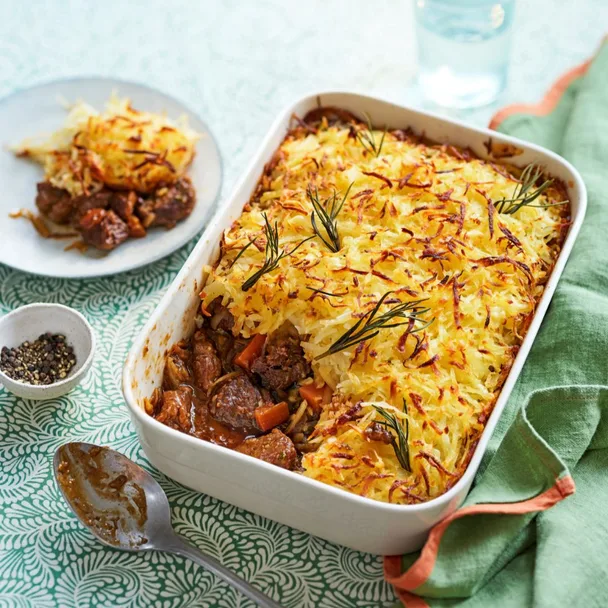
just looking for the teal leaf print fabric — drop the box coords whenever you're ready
[0,247,396,607]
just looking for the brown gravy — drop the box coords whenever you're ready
[56,444,148,548]
[191,391,246,448]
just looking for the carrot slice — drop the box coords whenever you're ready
[234,334,266,371]
[255,401,289,432]
[299,383,333,412]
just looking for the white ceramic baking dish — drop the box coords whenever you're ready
[123,92,586,556]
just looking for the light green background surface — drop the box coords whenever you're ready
[0,1,606,606]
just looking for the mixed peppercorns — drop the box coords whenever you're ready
[1,333,77,385]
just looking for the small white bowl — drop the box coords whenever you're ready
[0,303,96,400]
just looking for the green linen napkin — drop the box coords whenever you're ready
[386,40,608,608]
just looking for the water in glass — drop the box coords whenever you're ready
[415,0,515,108]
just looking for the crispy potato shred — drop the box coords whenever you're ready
[201,109,569,504]
[13,94,199,195]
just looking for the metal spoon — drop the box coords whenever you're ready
[53,442,282,608]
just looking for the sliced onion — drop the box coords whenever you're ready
[206,371,241,394]
[285,399,309,435]
[210,307,232,331]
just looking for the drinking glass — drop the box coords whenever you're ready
[415,0,516,109]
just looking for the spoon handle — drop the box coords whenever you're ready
[165,535,283,608]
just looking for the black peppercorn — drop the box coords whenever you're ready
[0,333,77,386]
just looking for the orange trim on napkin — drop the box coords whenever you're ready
[489,36,606,130]
[384,475,575,598]
[488,61,591,130]
[391,589,431,608]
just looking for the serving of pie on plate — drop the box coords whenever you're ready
[0,77,221,278]
[13,94,200,252]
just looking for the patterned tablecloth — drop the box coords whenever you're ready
[1,1,606,606]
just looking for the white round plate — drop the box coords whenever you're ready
[0,77,222,278]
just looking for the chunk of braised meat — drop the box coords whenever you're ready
[208,331,247,373]
[191,396,245,449]
[78,208,130,251]
[163,343,192,390]
[156,385,193,433]
[236,428,298,470]
[210,373,270,434]
[191,329,222,392]
[151,177,196,227]
[251,323,310,391]
[35,177,193,250]
[35,182,75,224]
[110,191,135,220]
[111,191,146,238]
[364,421,393,444]
[68,189,147,239]
[136,177,196,229]
[78,209,129,251]
[71,190,114,224]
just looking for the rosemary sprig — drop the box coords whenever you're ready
[372,401,411,472]
[308,183,353,253]
[495,164,568,215]
[230,237,256,268]
[241,213,312,291]
[315,291,433,359]
[356,113,387,157]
